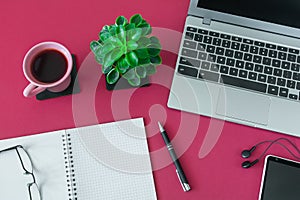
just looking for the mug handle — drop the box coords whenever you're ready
[23,83,46,97]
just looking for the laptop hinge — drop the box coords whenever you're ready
[203,18,211,26]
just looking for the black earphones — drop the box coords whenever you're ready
[241,159,259,168]
[241,146,256,158]
[241,138,300,169]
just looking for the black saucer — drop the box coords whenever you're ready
[36,54,80,100]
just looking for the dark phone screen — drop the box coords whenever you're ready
[260,157,300,200]
[197,0,300,29]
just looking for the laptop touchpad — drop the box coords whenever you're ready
[216,88,271,125]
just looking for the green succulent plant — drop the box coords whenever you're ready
[90,14,162,87]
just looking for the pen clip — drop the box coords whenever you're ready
[176,169,191,192]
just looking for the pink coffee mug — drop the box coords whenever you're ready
[23,41,73,97]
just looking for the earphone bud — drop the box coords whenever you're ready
[241,146,256,158]
[242,159,259,168]
[241,138,300,169]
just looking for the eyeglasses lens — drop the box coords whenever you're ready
[16,147,33,173]
[29,183,41,200]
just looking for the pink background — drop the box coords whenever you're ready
[1,1,300,199]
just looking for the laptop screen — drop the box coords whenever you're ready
[197,0,300,29]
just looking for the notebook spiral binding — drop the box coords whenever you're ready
[62,131,78,200]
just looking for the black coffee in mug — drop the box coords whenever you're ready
[31,49,68,83]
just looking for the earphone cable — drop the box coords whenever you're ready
[257,138,300,161]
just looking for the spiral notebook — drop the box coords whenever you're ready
[0,118,157,200]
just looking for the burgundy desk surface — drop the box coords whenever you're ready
[1,1,300,199]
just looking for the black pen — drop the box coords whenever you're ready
[158,122,191,192]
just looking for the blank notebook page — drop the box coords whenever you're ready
[66,118,157,200]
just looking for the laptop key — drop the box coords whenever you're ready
[179,57,201,68]
[194,34,203,42]
[277,78,286,86]
[245,62,254,70]
[296,82,300,90]
[235,60,245,68]
[220,34,231,39]
[278,52,287,60]
[289,48,299,54]
[225,49,234,57]
[259,48,268,56]
[183,40,197,49]
[248,72,257,80]
[253,55,262,63]
[201,61,210,70]
[178,65,198,77]
[268,50,277,58]
[187,27,197,32]
[207,54,217,62]
[279,88,289,97]
[243,39,253,44]
[273,68,283,77]
[197,43,206,51]
[198,52,207,60]
[198,29,208,35]
[241,44,250,52]
[222,40,231,48]
[283,70,292,79]
[266,43,277,49]
[267,85,279,95]
[238,70,248,78]
[264,66,273,75]
[206,45,215,53]
[216,47,225,55]
[277,46,288,52]
[272,59,281,68]
[292,72,300,81]
[250,46,259,54]
[209,31,220,37]
[267,76,276,85]
[258,74,267,82]
[229,68,238,76]
[231,42,240,50]
[211,64,220,72]
[288,54,296,62]
[213,38,222,46]
[244,53,253,61]
[289,94,298,100]
[291,63,300,72]
[254,64,263,73]
[185,32,194,40]
[226,58,235,66]
[203,36,213,44]
[234,51,243,59]
[232,36,242,42]
[221,75,267,93]
[281,61,290,70]
[182,48,197,58]
[198,70,219,82]
[297,56,300,64]
[217,56,226,64]
[287,80,296,89]
[254,41,265,47]
[262,57,271,66]
[220,65,229,74]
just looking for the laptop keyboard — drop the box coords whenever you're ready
[178,26,300,101]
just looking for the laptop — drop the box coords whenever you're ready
[168,0,300,137]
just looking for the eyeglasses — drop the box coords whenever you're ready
[0,145,41,200]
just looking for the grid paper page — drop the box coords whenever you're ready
[66,118,157,200]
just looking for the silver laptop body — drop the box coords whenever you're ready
[168,0,300,137]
